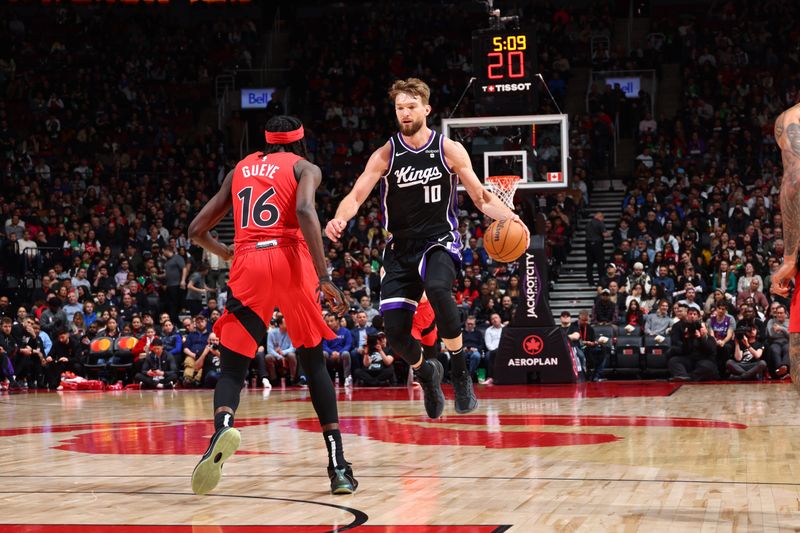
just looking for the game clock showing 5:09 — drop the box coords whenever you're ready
[472,30,536,114]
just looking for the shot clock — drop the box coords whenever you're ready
[472,28,538,115]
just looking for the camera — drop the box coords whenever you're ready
[685,321,701,335]
[734,326,751,344]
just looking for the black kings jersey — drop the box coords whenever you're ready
[380,130,458,241]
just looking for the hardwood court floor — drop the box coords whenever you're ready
[1,381,800,533]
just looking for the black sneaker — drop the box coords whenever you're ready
[452,371,478,414]
[191,426,241,495]
[328,462,358,495]
[416,359,445,419]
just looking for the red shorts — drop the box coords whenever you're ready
[412,299,438,347]
[790,272,800,333]
[213,243,335,357]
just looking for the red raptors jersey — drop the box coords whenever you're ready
[231,151,304,247]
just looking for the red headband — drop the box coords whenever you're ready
[265,126,304,145]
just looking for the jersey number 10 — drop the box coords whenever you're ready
[424,185,441,204]
[237,186,280,228]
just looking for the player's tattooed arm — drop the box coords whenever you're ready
[790,334,800,393]
[772,111,800,297]
[779,119,800,261]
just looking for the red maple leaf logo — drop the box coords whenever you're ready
[523,335,544,355]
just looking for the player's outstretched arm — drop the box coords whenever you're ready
[773,110,800,297]
[444,138,530,245]
[188,170,234,261]
[295,160,348,316]
[324,143,390,242]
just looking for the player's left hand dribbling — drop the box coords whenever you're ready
[319,279,349,316]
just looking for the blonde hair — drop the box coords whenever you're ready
[388,78,431,105]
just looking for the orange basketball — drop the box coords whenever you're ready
[483,219,528,263]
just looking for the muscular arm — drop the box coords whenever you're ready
[444,138,517,222]
[188,170,234,261]
[294,160,329,278]
[325,144,390,241]
[776,110,800,261]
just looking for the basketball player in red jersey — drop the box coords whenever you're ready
[187,116,357,495]
[326,78,529,419]
[772,105,800,390]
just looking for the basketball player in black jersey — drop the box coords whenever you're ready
[326,78,528,418]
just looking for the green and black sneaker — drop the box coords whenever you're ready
[191,426,241,495]
[328,462,358,495]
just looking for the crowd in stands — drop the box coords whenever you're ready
[583,0,798,383]
[2,1,796,390]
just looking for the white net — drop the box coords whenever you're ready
[485,175,521,209]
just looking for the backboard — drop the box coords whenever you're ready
[441,114,569,191]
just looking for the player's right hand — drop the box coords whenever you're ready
[325,218,346,242]
[770,259,797,297]
[510,214,531,250]
[319,279,349,317]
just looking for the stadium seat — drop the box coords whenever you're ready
[110,336,138,381]
[613,335,644,375]
[644,335,671,376]
[83,336,114,378]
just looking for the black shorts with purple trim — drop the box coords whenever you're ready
[378,232,462,314]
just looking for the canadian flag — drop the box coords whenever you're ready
[547,172,562,182]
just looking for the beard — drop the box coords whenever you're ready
[398,117,424,136]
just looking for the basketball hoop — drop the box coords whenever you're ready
[485,175,520,210]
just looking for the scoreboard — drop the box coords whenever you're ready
[471,28,538,116]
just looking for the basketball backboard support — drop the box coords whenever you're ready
[441,114,569,191]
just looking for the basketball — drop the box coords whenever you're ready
[483,218,528,263]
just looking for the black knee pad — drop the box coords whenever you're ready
[424,279,462,340]
[384,321,418,360]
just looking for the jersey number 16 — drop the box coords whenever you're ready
[237,186,280,228]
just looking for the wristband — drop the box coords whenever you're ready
[318,275,332,283]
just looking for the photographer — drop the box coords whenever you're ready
[135,338,178,389]
[195,332,222,388]
[668,307,719,381]
[765,305,790,378]
[47,329,83,390]
[353,333,394,386]
[726,325,767,381]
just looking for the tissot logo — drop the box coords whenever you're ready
[395,165,443,188]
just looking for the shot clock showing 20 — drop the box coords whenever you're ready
[472,29,538,115]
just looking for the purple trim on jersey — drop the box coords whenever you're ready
[380,138,394,234]
[439,132,454,173]
[397,130,436,153]
[380,301,418,313]
[442,133,459,232]
[418,240,463,280]
[420,252,429,280]
[383,137,396,178]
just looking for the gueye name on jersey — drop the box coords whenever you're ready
[241,163,280,179]
[394,165,443,188]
